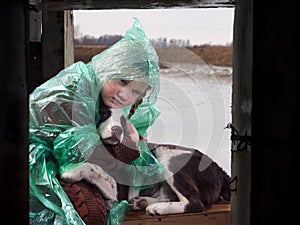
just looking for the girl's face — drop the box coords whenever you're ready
[100,80,150,108]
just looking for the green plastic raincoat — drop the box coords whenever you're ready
[29,18,163,224]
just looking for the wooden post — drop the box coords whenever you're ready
[231,0,252,225]
[42,10,65,81]
[28,7,43,93]
[64,10,74,68]
[42,10,74,81]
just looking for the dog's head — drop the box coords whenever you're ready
[88,104,140,172]
[98,104,125,145]
[98,104,139,149]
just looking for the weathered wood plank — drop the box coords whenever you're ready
[31,0,235,10]
[124,202,230,225]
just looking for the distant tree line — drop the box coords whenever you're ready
[74,34,192,47]
[73,25,232,47]
[151,37,191,47]
[74,34,123,46]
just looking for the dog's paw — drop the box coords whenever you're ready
[146,202,169,215]
[105,199,115,210]
[92,176,118,201]
[132,197,149,210]
[146,202,185,215]
[60,163,118,202]
[131,196,172,211]
[84,163,118,201]
[60,166,84,183]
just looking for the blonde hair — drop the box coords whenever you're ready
[127,98,148,141]
[127,98,143,120]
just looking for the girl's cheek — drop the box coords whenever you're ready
[107,85,120,96]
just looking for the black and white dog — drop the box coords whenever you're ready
[61,105,231,215]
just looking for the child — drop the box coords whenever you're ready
[29,18,162,224]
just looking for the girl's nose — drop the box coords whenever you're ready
[117,92,126,102]
[118,86,131,102]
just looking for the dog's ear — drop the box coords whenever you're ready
[121,120,139,151]
[125,121,139,145]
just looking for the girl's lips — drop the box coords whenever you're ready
[111,97,124,107]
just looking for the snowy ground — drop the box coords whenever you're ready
[147,63,232,174]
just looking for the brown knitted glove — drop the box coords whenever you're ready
[109,142,140,164]
[60,180,107,225]
[88,139,140,172]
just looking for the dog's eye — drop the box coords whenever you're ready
[99,108,111,122]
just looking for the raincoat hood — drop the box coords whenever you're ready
[91,17,160,106]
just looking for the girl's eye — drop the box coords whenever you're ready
[120,80,128,86]
[132,90,141,95]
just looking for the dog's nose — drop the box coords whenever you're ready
[111,126,123,142]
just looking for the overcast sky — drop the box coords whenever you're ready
[73,8,235,46]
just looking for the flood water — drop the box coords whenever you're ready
[148,61,232,175]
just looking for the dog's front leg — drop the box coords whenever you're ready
[132,196,172,211]
[60,162,118,203]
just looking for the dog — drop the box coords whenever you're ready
[61,104,231,215]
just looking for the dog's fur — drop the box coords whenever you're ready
[61,104,231,215]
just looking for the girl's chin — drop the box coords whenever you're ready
[103,100,124,109]
[102,99,113,108]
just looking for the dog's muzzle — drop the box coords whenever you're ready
[101,125,123,145]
